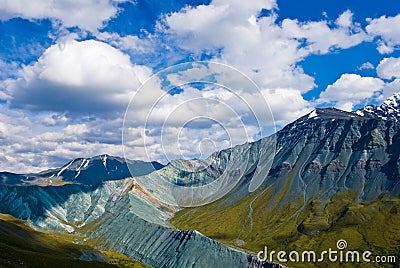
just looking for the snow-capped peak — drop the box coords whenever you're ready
[382,92,400,110]
[356,93,400,121]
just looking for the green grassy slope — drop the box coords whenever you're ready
[0,214,148,268]
[171,188,400,268]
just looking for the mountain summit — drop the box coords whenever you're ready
[356,93,400,121]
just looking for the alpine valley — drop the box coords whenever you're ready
[1,94,400,268]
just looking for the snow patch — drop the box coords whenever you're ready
[75,159,89,179]
[308,109,318,119]
[57,160,74,177]
[355,110,364,116]
[83,159,89,168]
[101,154,107,169]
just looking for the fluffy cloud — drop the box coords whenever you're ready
[335,10,354,28]
[377,57,400,80]
[382,79,400,99]
[162,4,369,122]
[358,62,374,70]
[0,106,126,173]
[261,88,311,125]
[366,14,400,54]
[4,39,151,115]
[96,32,152,53]
[1,60,276,172]
[0,0,129,31]
[282,10,368,54]
[122,62,275,163]
[319,74,384,111]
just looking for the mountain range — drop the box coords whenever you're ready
[1,94,400,267]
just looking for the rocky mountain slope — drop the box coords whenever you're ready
[1,94,400,267]
[0,173,278,267]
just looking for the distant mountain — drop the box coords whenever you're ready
[0,154,164,186]
[356,92,400,121]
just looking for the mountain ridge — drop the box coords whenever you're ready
[3,93,400,186]
[356,93,400,121]
[1,94,400,267]
[0,154,164,186]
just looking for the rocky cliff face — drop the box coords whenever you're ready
[134,105,400,212]
[270,107,400,204]
[88,193,279,268]
[142,106,400,211]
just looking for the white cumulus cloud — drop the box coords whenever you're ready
[4,39,151,115]
[281,11,368,54]
[0,0,129,31]
[319,74,384,111]
[366,14,400,54]
[0,106,126,173]
[377,57,400,80]
[162,4,369,123]
[358,62,374,70]
[382,79,400,99]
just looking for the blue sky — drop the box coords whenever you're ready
[0,0,400,172]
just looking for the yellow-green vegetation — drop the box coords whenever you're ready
[101,251,149,268]
[0,214,148,268]
[171,187,400,268]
